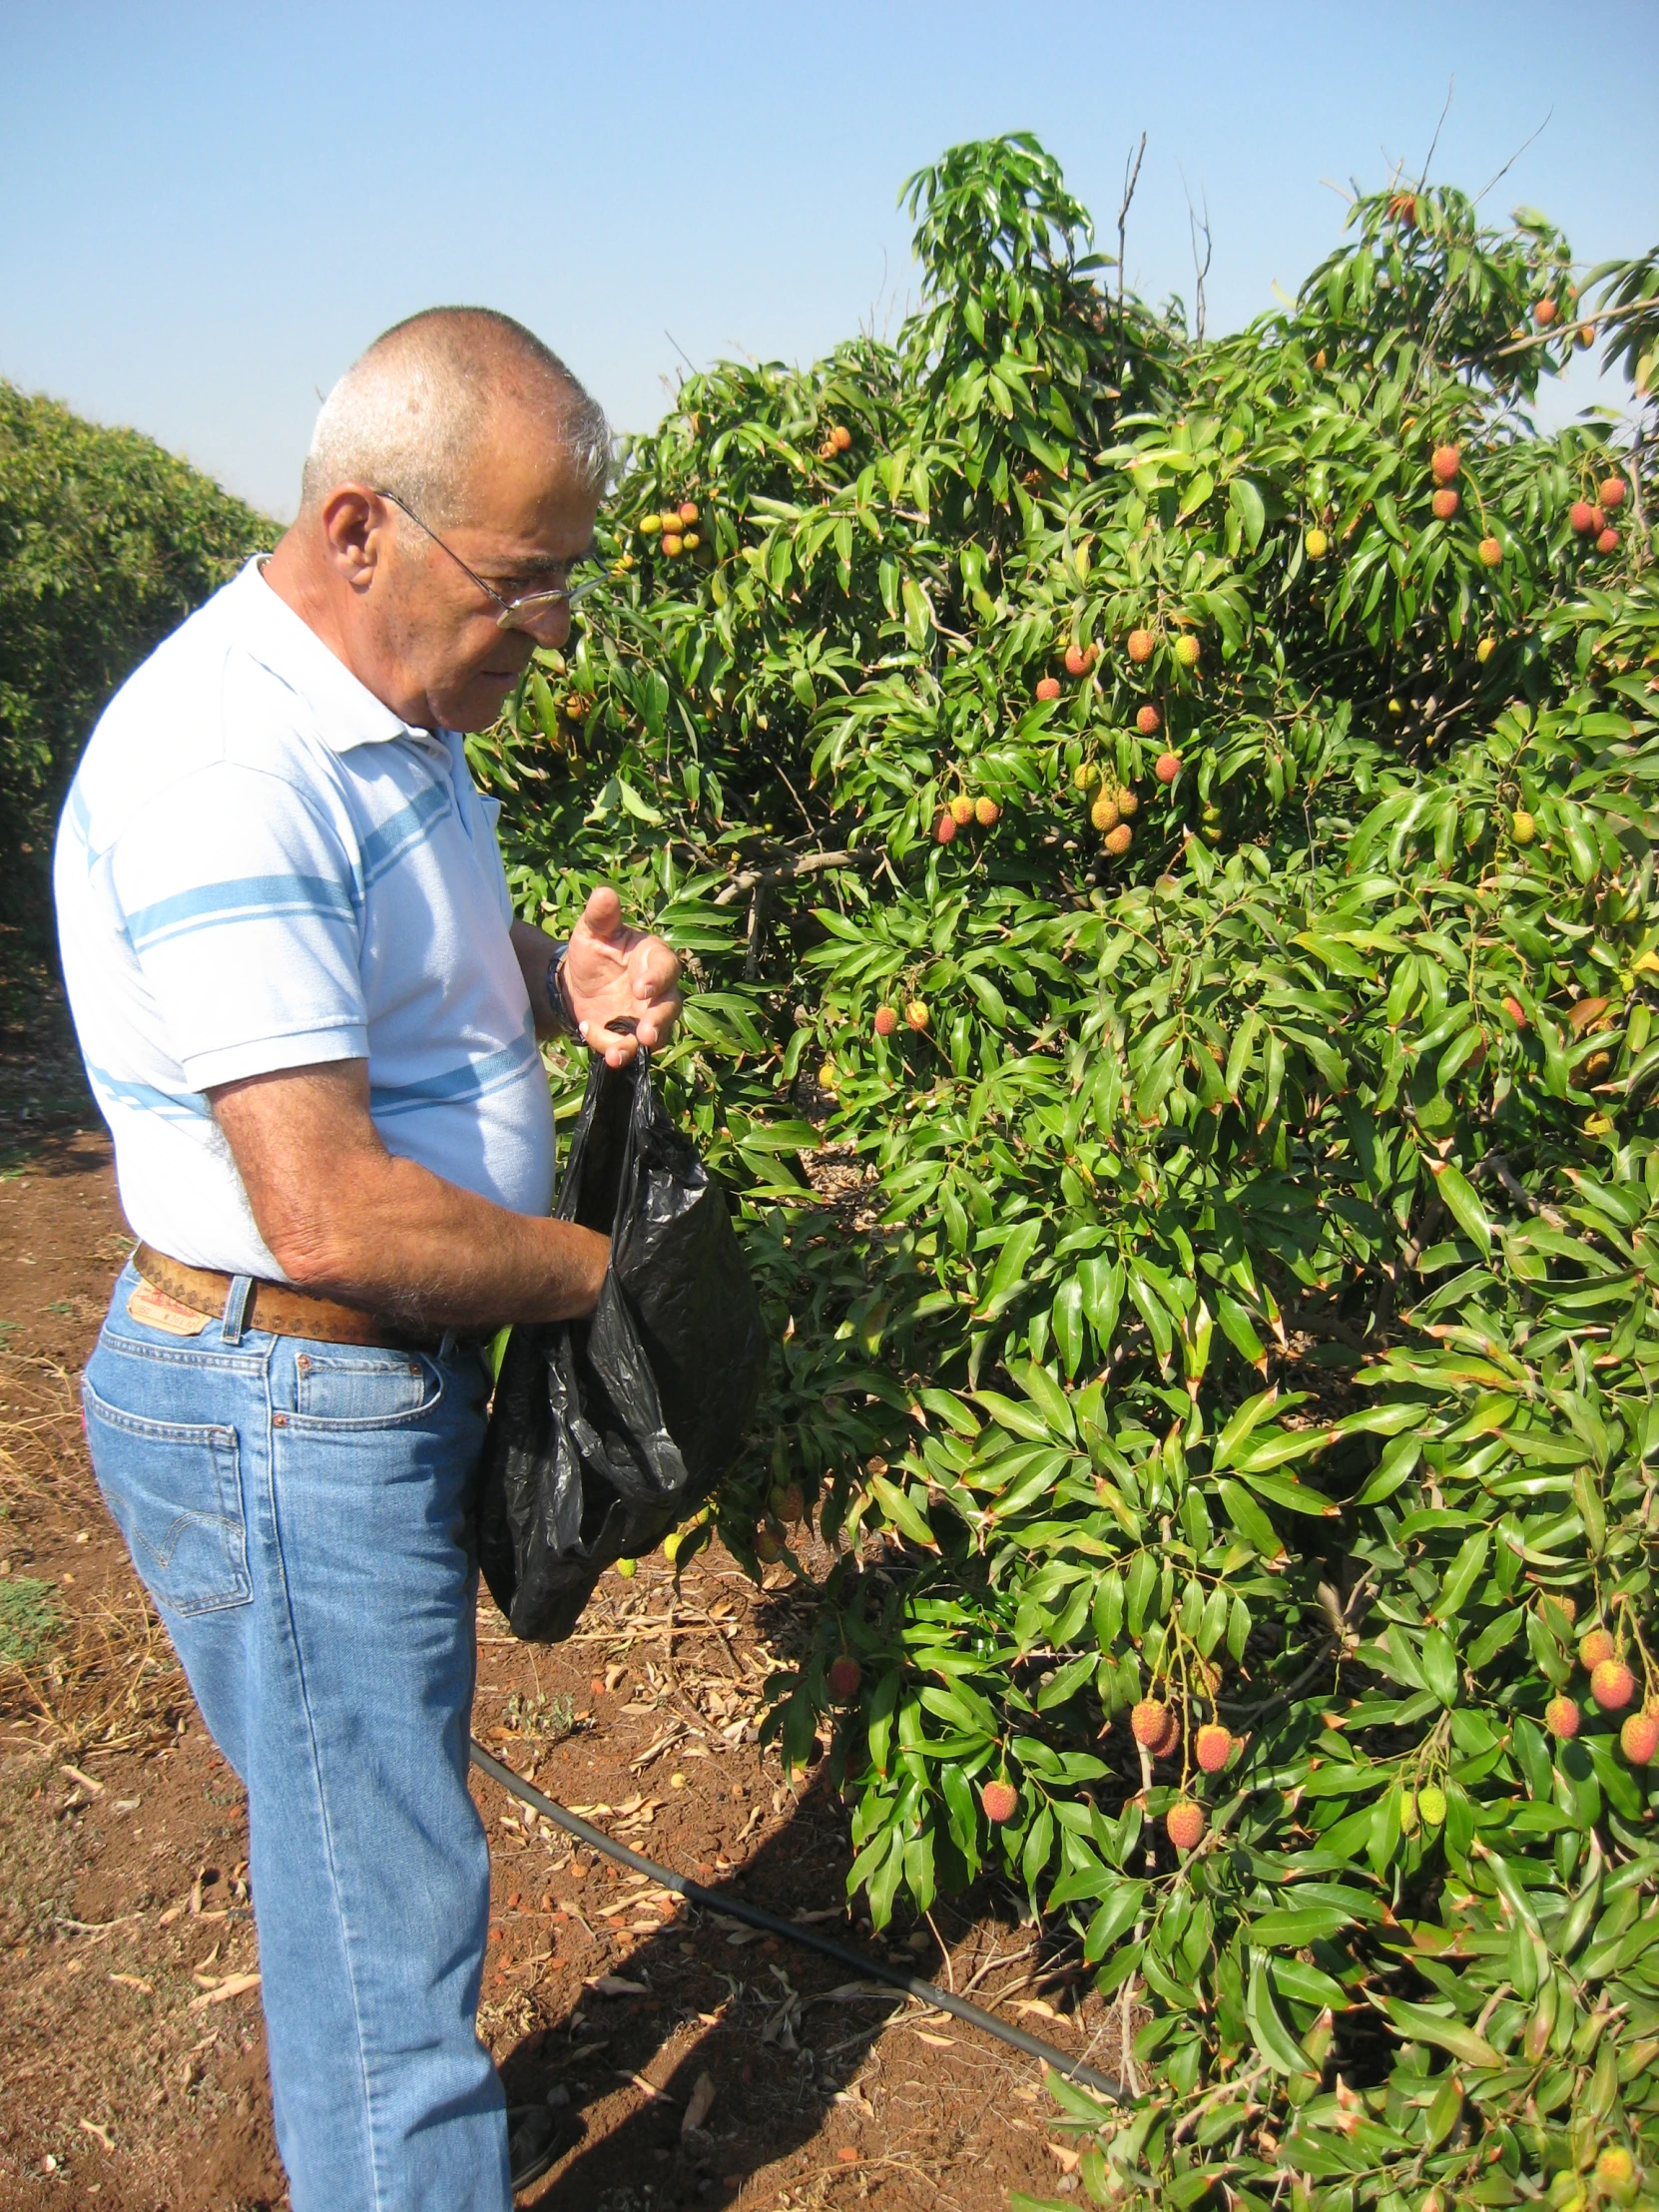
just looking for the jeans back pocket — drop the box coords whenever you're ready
[292,1349,440,1425]
[82,1382,251,1615]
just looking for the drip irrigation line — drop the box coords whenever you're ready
[470,1739,1127,2104]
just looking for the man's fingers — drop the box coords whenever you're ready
[579,884,626,944]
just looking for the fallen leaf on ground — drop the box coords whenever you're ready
[584,1972,650,1995]
[681,2071,717,2134]
[109,1972,153,1993]
[188,1970,262,2011]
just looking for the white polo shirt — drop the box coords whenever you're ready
[54,558,556,1279]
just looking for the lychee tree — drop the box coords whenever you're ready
[472,137,1659,2210]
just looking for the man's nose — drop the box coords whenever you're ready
[508,600,572,648]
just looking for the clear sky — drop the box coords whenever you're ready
[3,0,1653,521]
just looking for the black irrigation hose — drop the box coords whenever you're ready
[470,1739,1127,2104]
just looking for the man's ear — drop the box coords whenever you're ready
[318,484,385,591]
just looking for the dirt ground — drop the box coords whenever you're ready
[0,1111,1122,2212]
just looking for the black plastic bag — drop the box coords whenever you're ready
[477,1052,766,1642]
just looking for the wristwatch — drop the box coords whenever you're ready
[544,942,582,1040]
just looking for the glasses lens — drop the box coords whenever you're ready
[496,575,604,631]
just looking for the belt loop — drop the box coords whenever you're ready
[437,1329,457,1364]
[222,1274,255,1345]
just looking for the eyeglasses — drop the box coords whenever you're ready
[374,488,605,631]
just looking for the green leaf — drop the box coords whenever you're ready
[1430,1160,1492,1255]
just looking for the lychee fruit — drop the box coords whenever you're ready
[1416,1785,1446,1827]
[1510,811,1536,844]
[1130,1699,1169,1748]
[1620,1712,1659,1765]
[1136,704,1161,736]
[1579,1628,1616,1671]
[974,796,999,827]
[830,424,852,452]
[1165,1801,1205,1852]
[1154,752,1182,785]
[1595,2146,1637,2201]
[1104,824,1133,858]
[1477,536,1503,567]
[678,501,700,526]
[1036,677,1062,702]
[1545,1695,1580,1741]
[1533,298,1558,327]
[1090,794,1120,833]
[904,1001,929,1032]
[873,1005,897,1037]
[1064,642,1096,677]
[1596,528,1620,555]
[1126,628,1155,664]
[1116,789,1139,818]
[935,812,957,844]
[1592,1659,1637,1712]
[1195,1725,1232,1774]
[661,533,684,557]
[1431,488,1459,520]
[1304,527,1329,559]
[828,1655,863,1702]
[1501,994,1526,1026]
[981,1779,1019,1825]
[950,794,974,825]
[1569,500,1597,534]
[1173,635,1201,669]
[1600,476,1627,510]
[1476,636,1495,662]
[770,1482,805,1523]
[1430,444,1461,484]
[755,1526,785,1563]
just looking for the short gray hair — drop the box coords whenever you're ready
[300,306,610,521]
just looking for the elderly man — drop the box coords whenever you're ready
[54,308,679,2210]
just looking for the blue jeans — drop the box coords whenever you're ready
[83,1261,510,2212]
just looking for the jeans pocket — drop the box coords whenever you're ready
[82,1382,252,1615]
[290,1348,443,1427]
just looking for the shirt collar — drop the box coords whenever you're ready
[232,556,450,756]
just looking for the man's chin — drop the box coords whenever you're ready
[431,669,520,734]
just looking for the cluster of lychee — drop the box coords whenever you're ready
[1425,445,1507,568]
[817,423,854,462]
[1130,1697,1235,1853]
[1567,474,1627,557]
[1077,762,1140,857]
[870,998,930,1038]
[934,791,1001,843]
[638,501,703,557]
[1544,1624,1656,1764]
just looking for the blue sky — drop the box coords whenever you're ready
[3,1,1653,520]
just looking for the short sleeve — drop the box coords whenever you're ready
[111,763,367,1090]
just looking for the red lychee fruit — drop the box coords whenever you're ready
[1104,823,1133,858]
[1501,994,1526,1027]
[1130,1699,1169,1748]
[1431,488,1459,520]
[974,796,999,827]
[950,794,974,825]
[1569,500,1597,534]
[1064,642,1096,677]
[1597,528,1620,555]
[1036,677,1062,702]
[1600,476,1627,510]
[873,1005,898,1036]
[1135,704,1161,736]
[828,1655,863,1702]
[1621,1712,1659,1765]
[1579,1628,1616,1671]
[1126,628,1155,664]
[1195,1724,1232,1775]
[935,812,957,843]
[1592,1659,1636,1713]
[1533,298,1558,327]
[1430,444,1461,484]
[1166,1801,1205,1852]
[1151,1711,1182,1762]
[830,424,852,452]
[980,1779,1019,1825]
[1545,1695,1580,1741]
[1154,752,1182,785]
[1477,536,1503,567]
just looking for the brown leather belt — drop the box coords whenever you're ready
[132,1242,464,1353]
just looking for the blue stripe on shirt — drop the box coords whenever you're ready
[369,1033,539,1118]
[125,873,358,950]
[360,781,451,886]
[87,1064,213,1120]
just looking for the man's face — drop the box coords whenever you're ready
[371,408,600,734]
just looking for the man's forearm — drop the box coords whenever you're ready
[210,1061,607,1329]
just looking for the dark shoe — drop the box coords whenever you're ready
[508,2104,562,2195]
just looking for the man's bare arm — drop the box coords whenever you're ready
[210,1060,608,1329]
